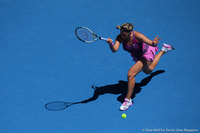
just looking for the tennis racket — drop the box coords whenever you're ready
[75,26,110,43]
[45,101,74,111]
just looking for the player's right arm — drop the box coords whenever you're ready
[107,34,122,53]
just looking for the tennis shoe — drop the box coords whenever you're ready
[161,43,175,53]
[120,98,133,111]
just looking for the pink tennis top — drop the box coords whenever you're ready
[122,31,159,62]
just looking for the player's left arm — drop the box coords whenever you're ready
[134,31,161,46]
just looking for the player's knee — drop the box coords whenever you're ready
[127,71,136,80]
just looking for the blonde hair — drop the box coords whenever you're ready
[116,23,134,32]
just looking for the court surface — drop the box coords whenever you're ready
[0,0,200,133]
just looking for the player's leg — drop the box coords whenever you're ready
[143,50,165,74]
[120,58,151,111]
[126,58,151,99]
[143,43,175,74]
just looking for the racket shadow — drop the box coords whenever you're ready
[45,70,165,111]
[45,101,83,111]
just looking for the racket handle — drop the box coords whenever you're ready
[100,37,113,42]
[100,37,108,41]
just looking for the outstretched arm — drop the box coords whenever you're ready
[134,31,161,47]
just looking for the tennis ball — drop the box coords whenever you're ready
[121,113,126,118]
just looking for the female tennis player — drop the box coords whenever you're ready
[106,23,174,111]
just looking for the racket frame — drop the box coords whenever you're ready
[45,101,72,111]
[75,26,108,43]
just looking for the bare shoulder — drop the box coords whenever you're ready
[134,31,143,36]
[134,31,146,39]
[134,31,139,34]
[134,31,144,42]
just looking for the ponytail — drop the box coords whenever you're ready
[116,25,121,29]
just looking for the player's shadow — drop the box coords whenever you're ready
[45,70,165,111]
[80,70,165,104]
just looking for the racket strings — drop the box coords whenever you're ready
[76,28,95,42]
[45,102,68,111]
[79,30,90,40]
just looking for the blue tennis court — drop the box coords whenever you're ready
[1,0,199,132]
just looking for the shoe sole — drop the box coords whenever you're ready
[170,45,175,50]
[163,44,175,50]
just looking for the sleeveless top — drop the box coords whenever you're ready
[122,31,149,59]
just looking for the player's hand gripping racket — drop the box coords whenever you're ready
[75,26,111,43]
